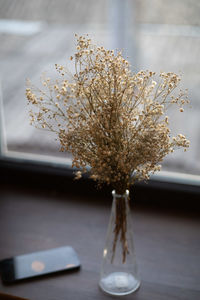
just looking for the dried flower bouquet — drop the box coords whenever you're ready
[26,35,189,262]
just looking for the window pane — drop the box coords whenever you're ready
[0,0,199,184]
[0,0,108,164]
[135,0,200,177]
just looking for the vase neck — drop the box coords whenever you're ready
[112,189,129,200]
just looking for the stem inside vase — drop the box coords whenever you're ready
[112,191,129,264]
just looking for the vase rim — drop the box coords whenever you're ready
[112,189,129,198]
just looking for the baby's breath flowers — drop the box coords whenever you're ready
[26,34,190,262]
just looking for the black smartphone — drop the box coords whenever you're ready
[0,246,80,284]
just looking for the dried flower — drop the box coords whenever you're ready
[26,35,189,192]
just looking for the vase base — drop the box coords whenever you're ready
[99,272,140,296]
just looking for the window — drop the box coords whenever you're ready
[0,0,200,187]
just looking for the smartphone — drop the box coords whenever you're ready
[0,246,80,284]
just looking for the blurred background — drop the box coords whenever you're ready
[0,0,200,181]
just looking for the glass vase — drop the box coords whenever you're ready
[99,190,140,296]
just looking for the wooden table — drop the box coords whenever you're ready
[0,182,200,300]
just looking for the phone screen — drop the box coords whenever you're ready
[0,246,80,283]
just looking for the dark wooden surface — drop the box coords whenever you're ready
[0,182,200,300]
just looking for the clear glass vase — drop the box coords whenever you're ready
[99,190,140,296]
